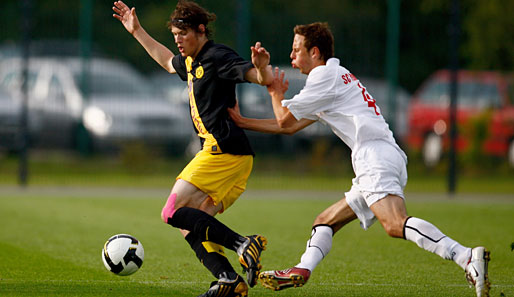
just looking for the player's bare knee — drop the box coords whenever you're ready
[382,220,404,238]
[313,212,332,226]
[161,193,178,223]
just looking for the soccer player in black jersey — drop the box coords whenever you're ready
[113,1,273,296]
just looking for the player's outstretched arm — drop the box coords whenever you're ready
[267,67,296,127]
[245,42,273,85]
[228,101,314,135]
[112,1,176,73]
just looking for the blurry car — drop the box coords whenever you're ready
[150,70,189,106]
[0,57,192,154]
[150,70,205,156]
[407,69,514,167]
[0,40,106,62]
[236,67,410,151]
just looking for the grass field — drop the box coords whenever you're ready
[1,187,513,297]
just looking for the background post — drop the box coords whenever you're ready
[77,0,93,156]
[386,0,400,135]
[236,0,250,60]
[448,0,460,194]
[18,0,33,187]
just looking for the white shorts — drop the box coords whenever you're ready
[345,140,408,230]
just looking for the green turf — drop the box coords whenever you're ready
[1,190,513,296]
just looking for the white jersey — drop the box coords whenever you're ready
[282,58,407,162]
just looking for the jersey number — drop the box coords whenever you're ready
[357,82,380,116]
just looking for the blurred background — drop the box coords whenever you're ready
[0,0,513,192]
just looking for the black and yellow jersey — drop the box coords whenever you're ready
[172,40,254,156]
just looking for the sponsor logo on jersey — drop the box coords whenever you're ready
[195,66,204,79]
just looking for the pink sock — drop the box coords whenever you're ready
[161,193,178,223]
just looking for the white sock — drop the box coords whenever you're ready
[295,225,333,272]
[404,217,471,270]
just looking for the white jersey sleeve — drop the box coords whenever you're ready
[282,66,335,121]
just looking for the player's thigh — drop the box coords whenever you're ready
[177,151,252,213]
[171,179,208,208]
[370,194,408,237]
[314,198,357,233]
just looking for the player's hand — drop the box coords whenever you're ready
[227,101,244,126]
[112,1,141,35]
[251,42,270,70]
[267,67,289,97]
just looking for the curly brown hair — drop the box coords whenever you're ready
[167,0,216,38]
[294,22,334,62]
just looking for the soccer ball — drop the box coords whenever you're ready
[102,234,144,276]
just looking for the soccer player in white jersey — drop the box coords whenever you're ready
[228,22,490,297]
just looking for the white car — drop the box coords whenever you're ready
[0,57,192,154]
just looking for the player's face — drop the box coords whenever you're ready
[172,26,203,58]
[290,34,315,75]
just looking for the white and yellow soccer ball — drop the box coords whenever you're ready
[102,234,144,276]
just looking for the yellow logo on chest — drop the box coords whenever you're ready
[195,66,204,79]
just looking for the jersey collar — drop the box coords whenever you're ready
[191,40,214,62]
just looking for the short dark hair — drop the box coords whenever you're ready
[167,0,216,38]
[294,22,334,62]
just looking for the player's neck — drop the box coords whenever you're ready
[305,59,326,74]
[190,38,209,60]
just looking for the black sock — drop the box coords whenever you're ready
[185,231,236,279]
[169,207,246,251]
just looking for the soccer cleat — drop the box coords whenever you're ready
[197,274,248,297]
[237,235,268,287]
[465,247,490,297]
[259,267,311,291]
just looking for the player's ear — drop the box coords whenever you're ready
[197,24,206,35]
[310,46,321,61]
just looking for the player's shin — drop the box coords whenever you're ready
[403,217,471,269]
[185,231,237,279]
[169,207,246,251]
[296,225,334,272]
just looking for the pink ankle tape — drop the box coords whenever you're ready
[161,193,177,223]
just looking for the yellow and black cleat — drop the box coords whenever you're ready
[238,235,268,287]
[197,274,248,297]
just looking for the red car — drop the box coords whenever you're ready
[406,70,514,167]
